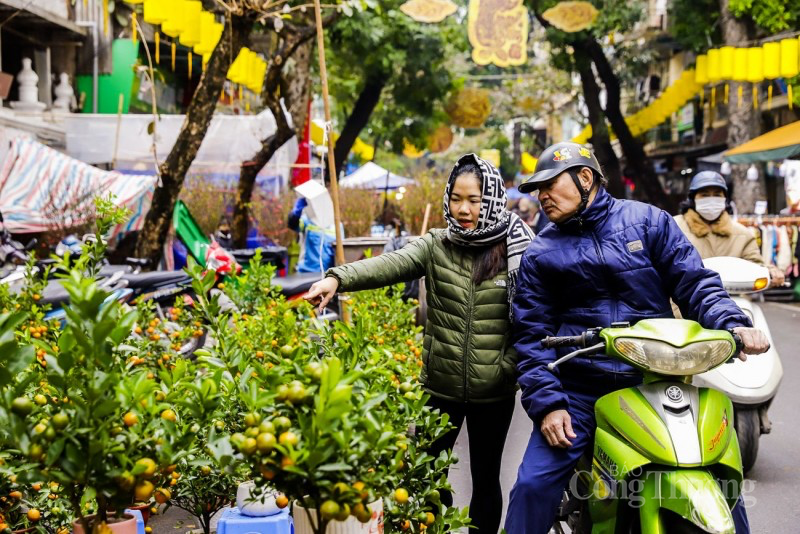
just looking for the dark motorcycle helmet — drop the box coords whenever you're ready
[680,171,731,214]
[519,142,604,194]
[688,171,728,195]
[520,142,605,219]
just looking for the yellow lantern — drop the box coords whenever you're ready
[143,0,166,23]
[161,0,186,38]
[707,48,721,82]
[719,46,735,80]
[746,47,763,82]
[228,48,249,84]
[763,42,780,79]
[123,0,143,4]
[780,38,799,78]
[179,1,202,48]
[695,55,709,84]
[732,48,748,81]
[194,12,217,55]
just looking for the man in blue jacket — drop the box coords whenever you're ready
[505,142,769,534]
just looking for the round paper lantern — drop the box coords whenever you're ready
[428,125,454,153]
[719,46,735,80]
[763,42,780,79]
[179,1,202,47]
[707,48,721,82]
[732,48,748,81]
[143,0,167,23]
[161,0,187,38]
[445,88,491,129]
[780,38,799,78]
[695,55,709,84]
[746,47,763,83]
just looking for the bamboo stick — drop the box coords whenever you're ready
[313,0,350,323]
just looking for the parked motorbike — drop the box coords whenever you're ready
[696,256,783,474]
[548,319,747,534]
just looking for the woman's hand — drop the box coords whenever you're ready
[304,277,339,313]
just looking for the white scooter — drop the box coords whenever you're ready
[697,256,783,474]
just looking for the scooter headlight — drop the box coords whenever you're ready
[613,338,734,375]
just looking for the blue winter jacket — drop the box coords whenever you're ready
[512,187,752,424]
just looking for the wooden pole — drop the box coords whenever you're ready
[420,203,432,235]
[313,0,350,323]
[111,93,124,169]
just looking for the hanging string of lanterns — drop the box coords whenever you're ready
[694,36,799,111]
[126,0,267,110]
[572,69,702,144]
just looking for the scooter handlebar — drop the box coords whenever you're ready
[542,335,586,349]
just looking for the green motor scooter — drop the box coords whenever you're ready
[547,318,751,534]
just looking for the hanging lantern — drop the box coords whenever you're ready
[161,0,187,38]
[228,48,249,84]
[746,47,763,82]
[719,46,735,80]
[780,38,799,78]
[179,1,202,48]
[695,55,708,84]
[194,12,217,55]
[762,42,780,108]
[143,0,166,23]
[763,42,780,79]
[732,48,748,81]
[123,0,143,3]
[707,48,721,82]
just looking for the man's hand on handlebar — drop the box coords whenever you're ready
[731,327,770,361]
[768,265,786,288]
[541,409,577,448]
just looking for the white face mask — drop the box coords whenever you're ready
[695,197,727,221]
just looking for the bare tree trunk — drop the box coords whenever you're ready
[512,121,522,169]
[581,38,673,211]
[574,51,624,198]
[233,92,295,247]
[331,75,386,180]
[720,0,763,213]
[135,16,251,266]
[231,27,319,247]
[285,39,314,140]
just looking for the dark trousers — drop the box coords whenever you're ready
[504,389,751,534]
[426,395,516,534]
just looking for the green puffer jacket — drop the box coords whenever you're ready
[327,229,518,403]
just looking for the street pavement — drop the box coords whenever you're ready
[448,301,800,532]
[150,301,799,533]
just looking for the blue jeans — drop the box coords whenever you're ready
[504,390,750,534]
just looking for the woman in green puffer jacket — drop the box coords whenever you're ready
[305,153,535,534]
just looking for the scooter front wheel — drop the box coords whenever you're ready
[735,407,760,475]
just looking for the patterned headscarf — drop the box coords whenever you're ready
[443,153,535,319]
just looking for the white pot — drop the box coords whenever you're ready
[236,480,280,517]
[293,499,383,534]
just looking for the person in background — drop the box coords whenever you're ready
[288,196,338,273]
[304,154,535,533]
[382,218,419,302]
[675,171,785,288]
[214,218,234,249]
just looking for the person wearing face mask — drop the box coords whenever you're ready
[304,154,535,534]
[675,171,785,288]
